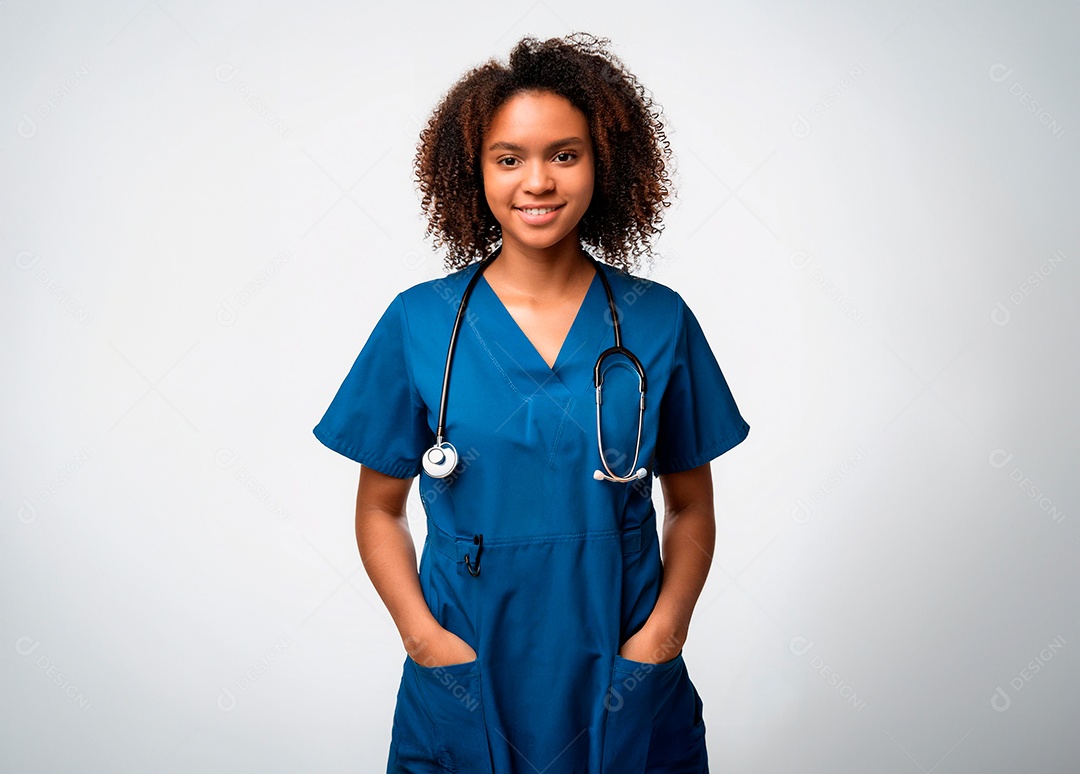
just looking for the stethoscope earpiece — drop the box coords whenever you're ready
[593,467,648,482]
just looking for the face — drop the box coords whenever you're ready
[480,90,595,255]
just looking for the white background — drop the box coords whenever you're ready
[2,1,1078,771]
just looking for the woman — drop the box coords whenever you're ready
[313,32,750,774]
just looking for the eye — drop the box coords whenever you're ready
[554,151,578,162]
[496,157,519,167]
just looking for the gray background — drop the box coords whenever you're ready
[3,1,1078,771]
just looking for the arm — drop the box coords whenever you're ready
[355,464,477,666]
[618,461,715,664]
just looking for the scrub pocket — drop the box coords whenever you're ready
[388,655,493,773]
[600,651,708,774]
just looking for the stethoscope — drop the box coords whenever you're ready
[421,243,648,484]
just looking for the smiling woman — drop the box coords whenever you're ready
[413,32,674,275]
[482,93,594,252]
[313,31,751,774]
[477,91,598,369]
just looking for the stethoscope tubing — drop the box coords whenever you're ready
[433,247,501,446]
[426,242,646,482]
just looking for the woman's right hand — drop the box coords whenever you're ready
[403,623,478,668]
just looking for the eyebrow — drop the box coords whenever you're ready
[486,136,585,152]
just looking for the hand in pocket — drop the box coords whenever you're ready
[618,620,684,665]
[404,623,478,669]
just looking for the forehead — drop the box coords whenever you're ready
[485,91,590,143]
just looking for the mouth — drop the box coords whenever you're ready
[514,204,565,225]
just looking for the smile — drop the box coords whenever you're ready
[514,204,564,225]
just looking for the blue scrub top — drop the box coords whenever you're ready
[314,258,749,773]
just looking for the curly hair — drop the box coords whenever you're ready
[413,32,676,274]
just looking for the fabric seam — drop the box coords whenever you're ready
[653,292,684,474]
[312,423,419,478]
[654,418,750,476]
[396,292,430,439]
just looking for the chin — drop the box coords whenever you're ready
[506,232,572,251]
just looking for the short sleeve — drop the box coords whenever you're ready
[312,293,432,478]
[653,295,750,475]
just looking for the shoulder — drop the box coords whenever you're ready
[594,260,685,322]
[397,263,483,313]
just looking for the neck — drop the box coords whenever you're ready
[487,232,593,300]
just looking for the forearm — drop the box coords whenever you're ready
[649,502,716,646]
[355,506,439,647]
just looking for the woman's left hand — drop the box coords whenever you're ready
[618,615,688,664]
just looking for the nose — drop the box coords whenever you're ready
[522,160,554,195]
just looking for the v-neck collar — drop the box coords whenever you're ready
[471,262,607,396]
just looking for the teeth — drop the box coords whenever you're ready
[521,207,558,215]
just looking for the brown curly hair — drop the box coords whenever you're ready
[413,32,677,274]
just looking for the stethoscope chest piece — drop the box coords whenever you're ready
[423,441,458,478]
